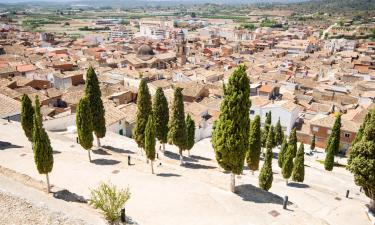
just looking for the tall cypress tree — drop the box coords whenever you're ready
[168,87,187,165]
[145,115,156,174]
[347,109,375,212]
[153,87,169,152]
[133,79,152,151]
[278,137,288,168]
[262,112,272,148]
[265,111,272,125]
[274,118,283,146]
[292,143,305,183]
[85,66,106,147]
[32,96,53,193]
[21,94,34,142]
[311,134,316,151]
[185,114,195,156]
[351,111,371,147]
[282,144,294,185]
[212,65,251,193]
[288,128,298,158]
[259,126,273,191]
[76,96,94,162]
[324,114,341,171]
[246,115,261,174]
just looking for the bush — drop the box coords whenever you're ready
[89,182,131,223]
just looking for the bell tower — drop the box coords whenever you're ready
[176,30,187,66]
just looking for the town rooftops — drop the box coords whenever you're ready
[309,114,360,133]
[17,64,36,73]
[0,93,21,118]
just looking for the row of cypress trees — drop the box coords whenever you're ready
[21,94,54,193]
[212,65,305,193]
[76,67,107,162]
[133,79,196,173]
[20,66,107,192]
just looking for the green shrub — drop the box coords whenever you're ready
[90,182,131,223]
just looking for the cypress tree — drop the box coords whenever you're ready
[269,125,275,148]
[185,114,195,156]
[76,97,94,162]
[324,137,335,171]
[292,143,305,183]
[351,111,371,147]
[21,94,34,142]
[153,87,169,153]
[347,109,375,212]
[246,115,261,174]
[168,87,187,165]
[85,66,106,147]
[133,79,152,151]
[212,65,251,193]
[324,114,341,171]
[274,118,283,146]
[262,112,272,148]
[282,144,294,185]
[278,137,288,168]
[265,111,272,125]
[145,115,156,174]
[311,134,316,151]
[288,128,298,158]
[259,126,273,191]
[32,96,53,193]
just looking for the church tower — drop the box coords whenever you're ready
[176,30,187,66]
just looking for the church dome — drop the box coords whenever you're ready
[137,44,154,60]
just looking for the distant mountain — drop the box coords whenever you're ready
[0,0,308,4]
[292,0,375,12]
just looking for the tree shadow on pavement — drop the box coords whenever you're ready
[156,173,181,177]
[236,184,287,205]
[0,141,22,150]
[190,155,212,161]
[91,159,121,166]
[164,151,197,162]
[287,182,310,189]
[182,162,216,169]
[52,189,87,203]
[92,149,111,155]
[102,145,134,154]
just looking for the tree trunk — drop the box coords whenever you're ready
[187,150,190,157]
[46,173,50,193]
[96,136,101,148]
[150,160,154,174]
[179,148,183,165]
[251,170,254,175]
[230,172,235,193]
[88,150,92,162]
[163,143,165,153]
[286,179,288,185]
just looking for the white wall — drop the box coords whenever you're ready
[250,105,299,135]
[44,114,76,131]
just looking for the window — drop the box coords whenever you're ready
[250,110,255,115]
[345,133,350,138]
[312,126,319,132]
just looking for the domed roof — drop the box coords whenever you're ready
[137,44,154,60]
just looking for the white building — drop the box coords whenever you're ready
[250,97,301,135]
[109,26,134,41]
[139,19,174,40]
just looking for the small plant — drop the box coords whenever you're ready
[89,182,131,224]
